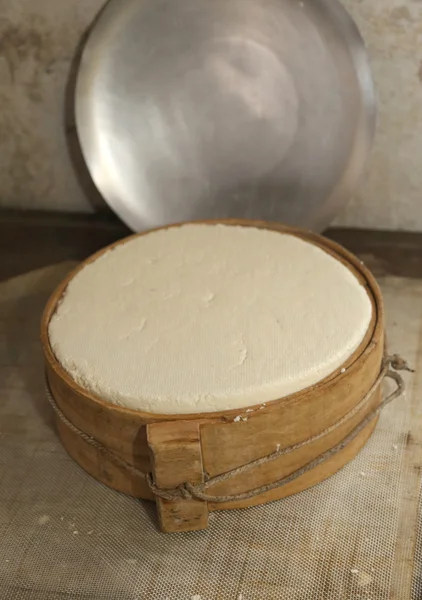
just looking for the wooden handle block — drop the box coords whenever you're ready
[147,420,209,533]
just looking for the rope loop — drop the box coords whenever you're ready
[45,352,412,504]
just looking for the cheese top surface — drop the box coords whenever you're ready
[48,224,372,414]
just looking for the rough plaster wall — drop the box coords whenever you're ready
[335,0,422,230]
[0,0,422,229]
[0,0,104,213]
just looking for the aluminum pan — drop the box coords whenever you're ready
[75,0,376,232]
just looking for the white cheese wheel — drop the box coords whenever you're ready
[49,224,372,414]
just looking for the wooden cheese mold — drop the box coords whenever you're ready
[41,220,384,533]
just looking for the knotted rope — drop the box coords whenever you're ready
[45,353,413,504]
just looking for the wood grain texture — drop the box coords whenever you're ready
[147,421,209,532]
[40,219,385,532]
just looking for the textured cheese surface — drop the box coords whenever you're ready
[48,224,372,414]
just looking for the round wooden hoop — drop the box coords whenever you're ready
[41,220,384,532]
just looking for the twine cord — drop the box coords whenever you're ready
[45,353,413,504]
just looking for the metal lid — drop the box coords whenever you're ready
[75,0,375,232]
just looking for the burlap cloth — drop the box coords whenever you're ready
[0,263,421,600]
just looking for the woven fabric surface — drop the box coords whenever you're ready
[0,263,421,600]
